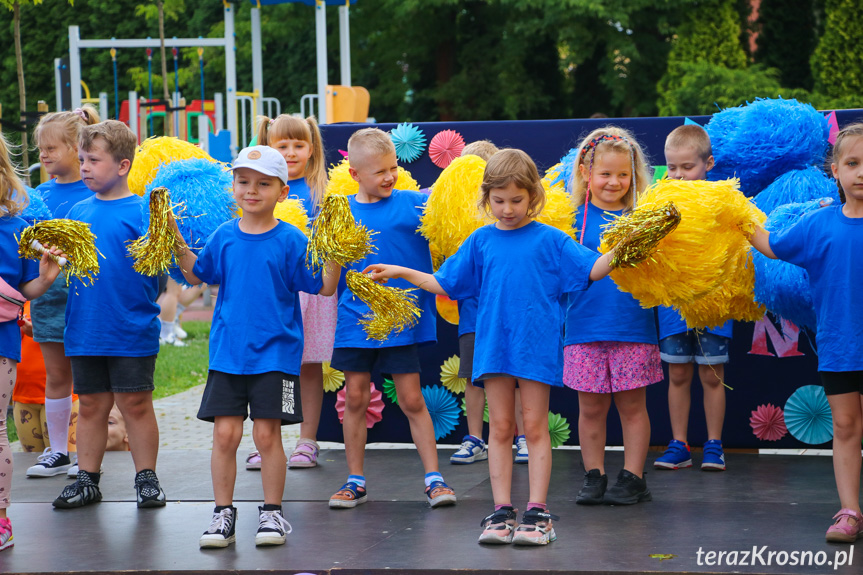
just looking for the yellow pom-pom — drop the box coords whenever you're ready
[19,220,102,285]
[325,158,421,197]
[128,137,219,196]
[419,155,491,259]
[127,188,184,276]
[537,177,576,238]
[274,198,310,237]
[345,270,422,341]
[440,355,466,395]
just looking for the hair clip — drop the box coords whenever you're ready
[581,134,627,155]
[268,118,275,126]
[74,108,87,121]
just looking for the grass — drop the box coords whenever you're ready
[5,320,211,445]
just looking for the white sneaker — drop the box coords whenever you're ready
[173,323,188,339]
[159,334,187,347]
[514,435,529,464]
[26,448,73,477]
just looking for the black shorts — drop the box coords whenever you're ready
[71,356,157,394]
[330,344,421,374]
[197,370,303,425]
[820,371,863,396]
[458,333,475,379]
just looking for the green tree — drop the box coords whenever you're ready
[755,0,816,90]
[811,0,863,101]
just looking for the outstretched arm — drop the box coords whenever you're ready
[589,250,615,281]
[319,261,341,296]
[749,226,777,259]
[363,264,447,296]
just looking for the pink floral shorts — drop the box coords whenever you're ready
[563,341,663,394]
[299,291,338,364]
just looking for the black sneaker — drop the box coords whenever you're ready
[576,468,607,505]
[135,469,167,508]
[52,472,102,509]
[200,506,237,548]
[26,449,73,477]
[602,469,652,505]
[255,506,292,546]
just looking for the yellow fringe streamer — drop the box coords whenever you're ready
[18,220,102,285]
[601,202,682,268]
[599,179,766,328]
[325,158,420,197]
[128,137,218,196]
[126,188,184,276]
[345,270,422,341]
[307,195,376,270]
[274,198,311,237]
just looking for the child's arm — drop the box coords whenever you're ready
[169,214,204,285]
[319,261,341,296]
[363,264,448,296]
[748,226,777,259]
[19,248,66,300]
[589,250,616,281]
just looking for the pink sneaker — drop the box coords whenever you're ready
[245,450,262,471]
[0,517,13,551]
[826,508,863,543]
[288,439,319,469]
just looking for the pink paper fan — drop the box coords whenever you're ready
[336,381,384,429]
[750,403,788,441]
[429,130,465,168]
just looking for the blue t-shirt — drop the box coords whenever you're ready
[657,307,733,340]
[565,203,657,346]
[335,190,436,348]
[0,216,39,362]
[64,195,160,357]
[287,177,319,219]
[770,205,863,371]
[436,221,599,386]
[36,179,94,219]
[194,219,323,375]
[457,297,478,337]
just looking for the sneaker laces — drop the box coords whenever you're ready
[39,450,66,466]
[259,510,292,535]
[135,470,162,498]
[206,508,234,534]
[36,447,54,463]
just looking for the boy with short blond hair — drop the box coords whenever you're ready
[53,120,166,509]
[328,128,457,509]
[655,123,732,472]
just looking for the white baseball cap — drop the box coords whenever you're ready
[232,145,289,184]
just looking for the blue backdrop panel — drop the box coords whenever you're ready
[315,110,863,449]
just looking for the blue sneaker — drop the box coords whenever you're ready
[654,439,692,470]
[514,435,528,464]
[450,435,488,464]
[701,439,726,471]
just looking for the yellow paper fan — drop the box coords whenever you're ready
[325,158,421,197]
[274,198,311,237]
[440,355,466,395]
[322,361,345,392]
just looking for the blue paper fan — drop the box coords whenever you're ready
[390,123,427,163]
[421,385,459,441]
[20,187,52,224]
[784,385,833,445]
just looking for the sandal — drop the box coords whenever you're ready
[245,450,262,471]
[826,508,863,543]
[329,482,367,509]
[288,439,320,469]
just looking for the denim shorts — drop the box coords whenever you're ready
[197,370,302,425]
[331,344,421,374]
[659,331,730,365]
[30,275,68,343]
[71,355,157,394]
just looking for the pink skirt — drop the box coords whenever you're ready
[563,341,662,394]
[299,292,338,364]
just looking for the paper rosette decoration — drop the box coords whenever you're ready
[461,396,489,423]
[322,361,345,393]
[548,412,571,448]
[784,386,833,445]
[390,123,427,163]
[325,158,420,196]
[421,385,460,440]
[335,381,384,429]
[440,355,466,395]
[750,403,788,442]
[382,376,398,405]
[428,130,465,169]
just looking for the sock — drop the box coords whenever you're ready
[262,503,281,512]
[159,320,174,339]
[527,501,547,511]
[214,504,233,512]
[45,396,72,456]
[79,469,100,485]
[348,474,366,488]
[424,472,443,487]
[175,303,186,321]
[494,503,513,511]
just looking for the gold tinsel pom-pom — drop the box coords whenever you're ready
[599,179,766,329]
[127,188,184,276]
[440,355,467,395]
[128,137,218,196]
[419,155,490,259]
[325,158,420,197]
[322,361,345,392]
[18,220,102,285]
[307,195,377,271]
[601,202,682,268]
[345,270,422,341]
[537,175,576,239]
[274,198,311,237]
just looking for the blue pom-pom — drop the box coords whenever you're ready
[706,98,830,196]
[754,166,839,215]
[144,158,236,284]
[753,198,829,330]
[20,187,52,224]
[549,147,580,193]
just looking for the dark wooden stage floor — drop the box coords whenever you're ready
[1,448,859,574]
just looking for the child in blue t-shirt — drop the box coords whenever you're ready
[0,133,66,551]
[173,145,340,549]
[749,123,863,544]
[563,127,660,507]
[366,148,618,546]
[328,128,456,511]
[52,121,166,511]
[654,124,732,472]
[26,106,99,479]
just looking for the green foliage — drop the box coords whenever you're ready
[811,0,863,101]
[755,0,816,90]
[152,320,210,400]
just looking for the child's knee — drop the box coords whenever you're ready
[344,383,371,409]
[213,422,243,449]
[488,416,516,441]
[252,421,282,448]
[833,412,863,440]
[398,392,425,416]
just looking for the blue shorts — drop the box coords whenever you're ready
[331,344,421,374]
[30,275,68,343]
[659,331,730,365]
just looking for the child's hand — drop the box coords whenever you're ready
[19,315,33,338]
[167,212,186,247]
[362,264,398,284]
[40,245,67,281]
